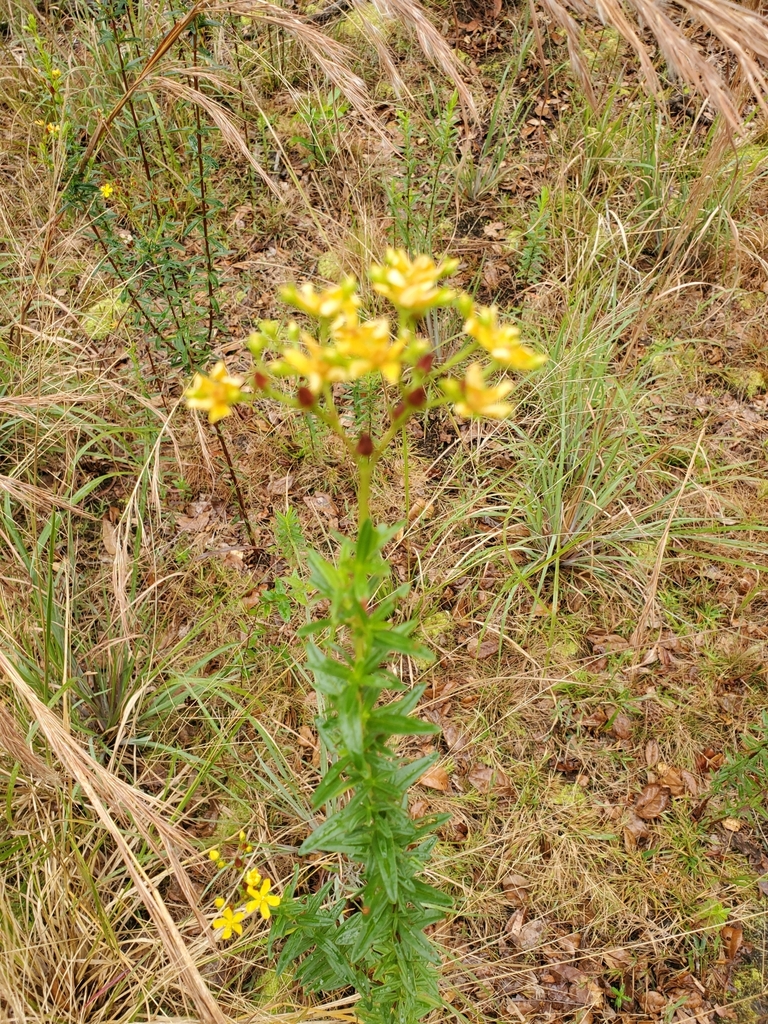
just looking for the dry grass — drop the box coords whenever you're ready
[1,0,768,1021]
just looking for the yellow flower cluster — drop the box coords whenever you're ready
[183,252,547,426]
[210,865,281,941]
[369,249,458,316]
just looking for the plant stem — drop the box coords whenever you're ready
[357,456,371,528]
[213,422,258,548]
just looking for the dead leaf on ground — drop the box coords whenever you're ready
[720,923,743,961]
[645,739,661,767]
[502,873,530,905]
[757,878,768,897]
[722,817,743,832]
[101,516,117,556]
[638,990,667,1013]
[586,631,631,654]
[268,473,295,494]
[466,635,498,660]
[409,798,429,818]
[610,711,633,739]
[418,764,450,792]
[657,765,699,797]
[442,721,469,753]
[505,909,548,950]
[579,707,608,731]
[468,763,514,796]
[634,783,670,820]
[624,811,650,851]
[603,947,633,970]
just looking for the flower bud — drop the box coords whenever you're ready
[392,402,406,422]
[416,353,434,373]
[356,433,374,456]
[297,386,315,408]
[406,387,426,408]
[253,371,268,389]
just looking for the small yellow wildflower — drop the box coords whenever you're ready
[279,278,360,322]
[185,362,244,424]
[369,250,458,316]
[45,123,59,135]
[212,905,245,941]
[208,848,221,862]
[441,363,514,420]
[214,896,226,908]
[245,877,281,920]
[51,68,61,79]
[245,868,262,889]
[100,182,114,199]
[333,317,405,383]
[275,333,350,394]
[463,305,547,371]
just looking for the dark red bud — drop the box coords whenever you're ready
[406,387,426,408]
[417,354,434,373]
[356,432,374,456]
[392,402,406,422]
[297,386,315,408]
[254,371,268,389]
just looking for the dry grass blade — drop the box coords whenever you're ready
[540,0,598,107]
[0,699,61,787]
[366,0,478,119]
[0,475,96,518]
[560,0,768,129]
[156,75,282,196]
[0,650,229,1024]
[227,0,372,110]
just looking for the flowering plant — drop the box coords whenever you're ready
[186,251,545,1023]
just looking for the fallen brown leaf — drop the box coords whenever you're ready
[468,763,513,796]
[720,923,743,962]
[502,873,530,905]
[645,739,661,767]
[624,811,650,851]
[638,990,666,1013]
[610,711,633,739]
[634,783,670,820]
[505,909,548,950]
[418,764,450,792]
[102,516,117,556]
[466,635,498,660]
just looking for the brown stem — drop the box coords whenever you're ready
[213,422,258,548]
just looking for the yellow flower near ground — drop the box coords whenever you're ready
[245,877,281,920]
[212,905,245,940]
[185,362,244,424]
[463,305,547,370]
[333,317,405,383]
[100,182,115,199]
[280,278,360,322]
[441,363,514,419]
[245,868,262,889]
[369,250,458,316]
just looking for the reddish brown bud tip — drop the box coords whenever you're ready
[356,432,374,457]
[392,402,406,422]
[417,353,434,373]
[254,371,268,389]
[406,386,426,408]
[297,386,315,408]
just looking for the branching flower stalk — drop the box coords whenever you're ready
[186,251,546,1023]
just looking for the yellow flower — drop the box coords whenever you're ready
[45,122,59,135]
[440,363,514,419]
[212,905,245,941]
[245,868,262,889]
[214,896,226,908]
[369,250,458,316]
[279,278,360,322]
[245,877,281,920]
[463,306,547,371]
[333,317,405,383]
[274,333,350,394]
[185,362,244,424]
[208,848,221,862]
[100,182,114,199]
